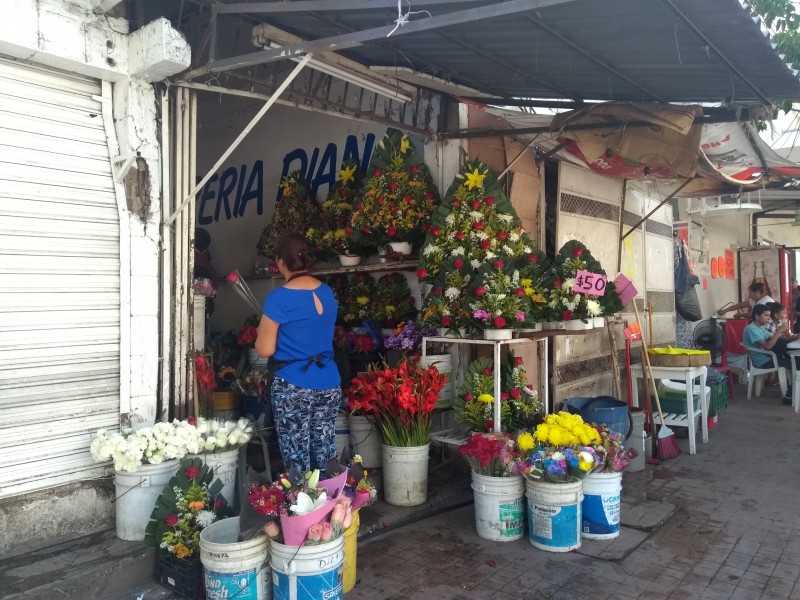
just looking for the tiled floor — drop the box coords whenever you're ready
[347,384,800,599]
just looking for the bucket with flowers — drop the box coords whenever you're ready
[345,359,447,506]
[516,412,602,552]
[460,432,525,541]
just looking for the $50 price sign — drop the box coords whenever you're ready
[572,270,607,296]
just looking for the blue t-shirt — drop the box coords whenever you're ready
[263,283,341,389]
[743,322,771,367]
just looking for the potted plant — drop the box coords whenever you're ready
[307,158,368,265]
[345,360,447,506]
[350,128,439,253]
[459,432,525,541]
[515,412,602,552]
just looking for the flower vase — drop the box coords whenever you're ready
[483,328,513,341]
[338,254,362,267]
[471,472,525,541]
[388,241,412,256]
[525,478,583,552]
[382,443,429,506]
[564,319,592,331]
[114,459,180,541]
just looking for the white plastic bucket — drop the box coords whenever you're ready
[334,412,350,461]
[348,415,382,469]
[471,472,525,541]
[525,478,583,552]
[271,536,344,600]
[382,444,429,506]
[114,459,179,541]
[200,517,271,600]
[188,447,240,505]
[248,348,270,370]
[419,354,453,409]
[581,471,622,539]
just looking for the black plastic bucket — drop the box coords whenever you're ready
[562,396,632,440]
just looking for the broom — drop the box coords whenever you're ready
[633,302,681,459]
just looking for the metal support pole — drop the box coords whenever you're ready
[620,178,692,241]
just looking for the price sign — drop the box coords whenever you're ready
[572,270,607,296]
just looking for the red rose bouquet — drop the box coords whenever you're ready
[459,432,519,477]
[346,359,448,446]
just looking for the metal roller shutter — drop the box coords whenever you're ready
[0,58,120,497]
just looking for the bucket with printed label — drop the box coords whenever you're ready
[270,536,344,600]
[581,471,622,539]
[471,472,525,541]
[525,478,583,552]
[200,517,271,600]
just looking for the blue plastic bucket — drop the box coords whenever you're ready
[525,479,583,552]
[562,396,632,440]
[581,472,622,539]
[271,537,344,600]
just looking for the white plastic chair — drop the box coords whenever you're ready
[786,351,800,413]
[743,346,787,399]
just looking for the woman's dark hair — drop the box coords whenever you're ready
[276,233,316,271]
[752,303,771,321]
[195,227,211,252]
[749,282,765,294]
[769,302,784,319]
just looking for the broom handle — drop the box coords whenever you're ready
[633,302,666,426]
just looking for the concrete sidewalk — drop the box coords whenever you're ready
[3,382,799,599]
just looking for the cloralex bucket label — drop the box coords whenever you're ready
[530,504,579,547]
[204,568,259,600]
[582,493,621,534]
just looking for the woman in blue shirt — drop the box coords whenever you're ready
[255,234,342,473]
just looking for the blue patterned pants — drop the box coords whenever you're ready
[270,375,342,474]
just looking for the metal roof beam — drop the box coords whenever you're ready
[659,0,772,106]
[196,0,574,76]
[523,13,668,103]
[212,0,494,14]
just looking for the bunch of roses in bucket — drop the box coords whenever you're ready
[144,458,232,559]
[243,467,354,546]
[591,423,633,472]
[515,412,602,483]
[459,432,519,477]
[345,359,447,447]
[187,416,254,453]
[455,353,542,433]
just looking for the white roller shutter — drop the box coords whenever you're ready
[0,58,120,497]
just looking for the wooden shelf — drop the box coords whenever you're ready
[243,257,420,281]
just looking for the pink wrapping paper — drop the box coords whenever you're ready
[318,471,347,498]
[280,497,337,547]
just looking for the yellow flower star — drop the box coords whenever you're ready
[464,168,486,190]
[400,136,411,154]
[338,164,357,184]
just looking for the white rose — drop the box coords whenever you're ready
[204,437,217,452]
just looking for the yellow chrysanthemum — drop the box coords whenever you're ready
[517,432,535,452]
[478,393,494,404]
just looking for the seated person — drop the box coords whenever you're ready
[743,304,792,402]
[718,283,774,320]
[768,302,800,340]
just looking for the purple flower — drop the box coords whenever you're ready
[473,309,490,322]
[515,311,525,322]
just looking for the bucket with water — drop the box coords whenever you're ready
[335,412,350,460]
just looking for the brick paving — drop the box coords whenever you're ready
[346,383,800,599]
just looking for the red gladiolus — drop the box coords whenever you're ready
[483,367,492,376]
[529,253,539,263]
[454,259,464,269]
[514,356,523,366]
[455,231,465,241]
[475,285,486,296]
[187,416,197,426]
[186,466,200,479]
[515,288,525,297]
[473,222,484,231]
[389,182,399,191]
[563,310,573,321]
[485,196,495,205]
[387,225,397,236]
[431,226,441,236]
[441,315,452,326]
[572,246,583,256]
[510,388,521,399]
[480,239,491,250]
[374,169,382,177]
[493,316,506,328]
[472,200,481,209]
[164,514,179,527]
[416,268,427,280]
[227,271,239,283]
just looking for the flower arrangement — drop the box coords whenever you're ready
[226,270,262,314]
[188,416,254,453]
[373,272,417,328]
[459,432,519,477]
[383,319,445,354]
[342,455,378,509]
[455,353,542,432]
[256,171,319,258]
[306,159,366,258]
[334,273,378,325]
[345,359,448,446]
[591,424,632,472]
[236,314,260,347]
[419,256,474,333]
[515,412,603,483]
[234,369,267,397]
[144,458,232,559]
[417,159,543,331]
[350,128,439,247]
